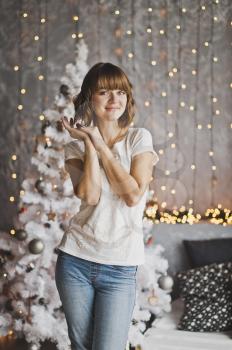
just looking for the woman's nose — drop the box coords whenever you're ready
[108,92,117,101]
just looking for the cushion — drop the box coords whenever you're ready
[176,262,232,332]
[183,238,232,268]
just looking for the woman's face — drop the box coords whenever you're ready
[91,88,127,122]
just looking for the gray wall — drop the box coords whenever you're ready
[1,0,232,230]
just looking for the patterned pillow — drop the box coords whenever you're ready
[176,262,232,332]
[177,262,232,298]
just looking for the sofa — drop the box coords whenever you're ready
[142,223,232,350]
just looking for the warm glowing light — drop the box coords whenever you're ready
[165,170,170,175]
[201,5,206,10]
[39,114,45,121]
[147,27,152,33]
[161,186,166,191]
[37,56,43,61]
[204,41,209,46]
[180,101,185,107]
[11,154,17,160]
[78,33,83,38]
[147,41,153,47]
[182,8,187,13]
[148,7,153,12]
[171,189,176,194]
[171,143,176,148]
[197,124,202,129]
[21,88,26,94]
[161,91,167,97]
[14,65,19,71]
[189,105,195,111]
[126,30,132,35]
[10,229,15,235]
[151,60,157,66]
[209,151,214,156]
[23,13,28,18]
[73,15,79,21]
[192,49,197,54]
[38,75,44,80]
[169,72,174,77]
[34,35,39,40]
[191,164,196,170]
[181,83,186,89]
[207,124,212,129]
[167,109,173,115]
[176,25,181,30]
[214,16,218,21]
[9,196,15,202]
[192,70,197,75]
[72,33,77,39]
[215,109,220,115]
[20,190,25,196]
[17,104,23,110]
[172,67,178,73]
[159,149,164,155]
[144,101,150,107]
[168,132,173,138]
[128,52,133,58]
[212,97,217,102]
[161,202,167,208]
[41,18,46,23]
[159,29,165,35]
[213,57,218,62]
[11,173,17,179]
[114,9,120,15]
[212,165,217,170]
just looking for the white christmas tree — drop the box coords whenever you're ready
[0,38,172,350]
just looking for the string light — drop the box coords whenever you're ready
[73,15,79,21]
[11,154,17,160]
[176,25,181,30]
[151,60,157,65]
[34,35,39,40]
[20,88,26,94]
[40,18,46,23]
[14,65,19,71]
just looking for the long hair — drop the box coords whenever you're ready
[73,62,135,129]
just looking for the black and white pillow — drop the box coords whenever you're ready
[176,262,232,332]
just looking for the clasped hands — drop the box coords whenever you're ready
[60,116,106,152]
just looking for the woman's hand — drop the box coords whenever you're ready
[61,116,90,142]
[78,125,106,152]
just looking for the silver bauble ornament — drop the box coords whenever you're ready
[15,229,28,241]
[28,239,44,254]
[158,275,174,291]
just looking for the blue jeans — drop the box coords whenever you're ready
[55,250,138,350]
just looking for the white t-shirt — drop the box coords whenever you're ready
[57,127,159,266]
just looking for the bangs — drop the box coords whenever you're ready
[92,65,131,93]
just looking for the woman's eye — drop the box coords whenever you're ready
[99,90,108,95]
[118,90,126,95]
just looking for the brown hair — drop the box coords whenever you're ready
[73,62,135,129]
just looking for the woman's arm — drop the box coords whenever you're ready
[98,144,154,207]
[65,142,102,206]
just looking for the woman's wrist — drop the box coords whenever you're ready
[84,137,97,154]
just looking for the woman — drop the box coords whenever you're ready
[55,62,159,350]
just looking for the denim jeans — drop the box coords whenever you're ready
[55,250,138,350]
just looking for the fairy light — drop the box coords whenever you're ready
[192,49,197,54]
[191,164,196,170]
[159,149,164,155]
[73,15,79,21]
[147,7,152,12]
[147,41,152,47]
[144,101,150,107]
[39,114,45,120]
[40,17,46,23]
[215,109,220,115]
[22,12,28,18]
[168,132,174,138]
[34,35,39,40]
[151,60,157,65]
[189,105,195,111]
[176,25,181,30]
[9,196,15,202]
[192,69,197,75]
[37,56,43,61]
[161,91,167,97]
[197,124,202,129]
[126,30,132,35]
[209,151,214,156]
[72,33,77,39]
[147,27,152,33]
[11,173,17,179]
[10,229,16,235]
[14,65,19,71]
[114,9,120,15]
[11,154,17,160]
[181,83,186,89]
[180,101,185,107]
[17,104,23,110]
[171,143,176,148]
[204,41,209,46]
[201,5,206,10]
[38,74,44,80]
[159,29,165,35]
[128,52,134,58]
[20,88,26,94]
[78,33,83,38]
[167,109,173,115]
